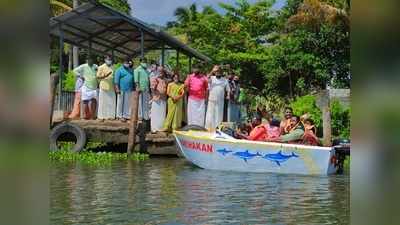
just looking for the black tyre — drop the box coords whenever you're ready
[179,124,207,132]
[50,123,87,152]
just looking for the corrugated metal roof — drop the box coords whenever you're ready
[50,1,211,62]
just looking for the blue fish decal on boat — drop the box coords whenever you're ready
[217,148,233,156]
[263,150,299,166]
[233,150,262,163]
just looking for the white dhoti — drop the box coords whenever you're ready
[187,98,206,127]
[205,76,229,130]
[81,85,98,101]
[138,90,151,120]
[205,99,224,130]
[97,89,116,120]
[150,99,166,132]
[116,91,132,119]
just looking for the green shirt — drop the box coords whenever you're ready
[281,128,304,142]
[134,64,150,91]
[73,63,98,90]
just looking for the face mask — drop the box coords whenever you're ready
[216,74,222,78]
[105,59,112,66]
[123,63,130,68]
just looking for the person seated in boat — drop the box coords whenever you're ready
[235,115,263,140]
[301,118,321,146]
[266,118,281,139]
[280,107,293,135]
[267,115,304,143]
[239,114,280,141]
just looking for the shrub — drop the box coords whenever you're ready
[331,99,350,139]
[290,95,322,128]
[290,95,350,139]
[63,70,76,91]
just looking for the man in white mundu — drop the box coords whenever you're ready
[205,65,230,131]
[184,67,208,127]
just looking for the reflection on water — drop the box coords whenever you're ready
[50,158,349,225]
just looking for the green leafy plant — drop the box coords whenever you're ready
[291,95,322,127]
[62,70,76,91]
[331,99,350,139]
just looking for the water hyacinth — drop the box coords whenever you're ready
[49,150,149,166]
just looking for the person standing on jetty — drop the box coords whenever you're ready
[96,55,115,121]
[205,65,230,131]
[114,57,134,122]
[184,66,208,127]
[162,71,185,132]
[227,74,241,123]
[73,57,98,120]
[68,70,84,119]
[134,58,151,123]
[150,67,168,133]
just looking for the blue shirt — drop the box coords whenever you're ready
[114,66,134,91]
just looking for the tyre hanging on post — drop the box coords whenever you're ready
[50,122,87,152]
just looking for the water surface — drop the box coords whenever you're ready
[50,157,349,225]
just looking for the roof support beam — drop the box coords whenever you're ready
[59,27,131,56]
[55,20,132,55]
[77,20,126,44]
[51,34,125,58]
[140,29,144,58]
[70,10,133,41]
[176,50,180,67]
[161,44,165,66]
[58,23,64,110]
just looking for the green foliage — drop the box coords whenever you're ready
[49,142,149,166]
[331,99,350,138]
[291,95,322,127]
[63,70,76,91]
[98,0,131,14]
[290,95,350,139]
[49,150,149,165]
[168,0,350,97]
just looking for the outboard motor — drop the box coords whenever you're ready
[332,138,350,174]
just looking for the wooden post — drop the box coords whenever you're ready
[58,24,64,111]
[316,90,332,147]
[176,50,180,67]
[72,0,79,68]
[189,56,192,73]
[140,29,144,58]
[127,91,140,154]
[161,44,165,66]
[50,73,59,127]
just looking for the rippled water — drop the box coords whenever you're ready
[50,157,349,225]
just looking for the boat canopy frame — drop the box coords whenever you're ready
[50,0,211,102]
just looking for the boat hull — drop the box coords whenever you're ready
[174,131,337,176]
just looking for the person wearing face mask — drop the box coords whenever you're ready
[96,55,116,121]
[134,58,151,123]
[73,56,98,120]
[114,57,134,122]
[227,74,241,123]
[205,65,230,131]
[184,66,208,127]
[161,71,185,132]
[149,67,168,133]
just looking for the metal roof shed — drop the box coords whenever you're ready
[50,0,211,61]
[50,0,211,94]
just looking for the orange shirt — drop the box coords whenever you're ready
[248,125,267,141]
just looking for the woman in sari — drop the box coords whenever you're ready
[162,72,185,132]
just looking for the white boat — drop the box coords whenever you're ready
[173,130,337,176]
